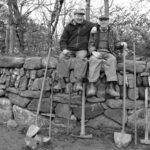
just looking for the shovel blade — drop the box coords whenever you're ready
[26,124,40,137]
[114,132,132,148]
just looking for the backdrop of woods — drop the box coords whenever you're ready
[0,0,150,57]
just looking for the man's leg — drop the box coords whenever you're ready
[104,53,119,97]
[54,52,71,90]
[73,50,87,91]
[87,55,102,96]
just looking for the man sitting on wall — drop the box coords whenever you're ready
[54,8,94,91]
[87,15,127,97]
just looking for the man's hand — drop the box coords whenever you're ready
[92,51,100,58]
[91,26,97,33]
[121,42,127,49]
[62,49,69,55]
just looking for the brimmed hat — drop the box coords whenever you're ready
[99,15,109,20]
[74,8,85,15]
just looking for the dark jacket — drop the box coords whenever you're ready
[88,24,123,55]
[60,20,94,51]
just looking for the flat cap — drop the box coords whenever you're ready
[74,8,85,15]
[99,15,109,20]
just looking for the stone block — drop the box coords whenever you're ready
[24,57,42,69]
[19,90,50,98]
[13,105,48,127]
[7,93,31,108]
[19,76,28,91]
[104,108,127,125]
[41,57,58,69]
[73,103,104,120]
[86,115,121,129]
[55,104,71,119]
[117,60,146,73]
[0,56,24,68]
[127,87,139,100]
[31,77,50,91]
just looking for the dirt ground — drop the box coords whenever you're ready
[0,124,150,150]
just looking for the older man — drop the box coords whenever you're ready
[87,15,127,97]
[54,8,94,91]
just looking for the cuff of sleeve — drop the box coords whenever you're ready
[89,47,96,53]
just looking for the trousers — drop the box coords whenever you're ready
[56,50,88,82]
[88,51,117,82]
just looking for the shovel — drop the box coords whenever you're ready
[26,46,52,138]
[114,44,132,148]
[133,40,137,145]
[71,83,92,138]
[140,87,150,144]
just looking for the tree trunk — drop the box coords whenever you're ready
[5,23,10,54]
[86,0,91,21]
[104,0,109,17]
[9,24,14,54]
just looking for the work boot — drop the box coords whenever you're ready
[75,81,83,91]
[107,82,120,98]
[87,83,96,97]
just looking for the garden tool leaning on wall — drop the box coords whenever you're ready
[140,74,150,145]
[114,44,132,148]
[133,40,137,145]
[26,46,53,138]
[71,83,92,138]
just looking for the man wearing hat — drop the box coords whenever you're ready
[54,8,94,91]
[87,15,127,97]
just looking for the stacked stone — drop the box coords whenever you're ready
[0,56,149,134]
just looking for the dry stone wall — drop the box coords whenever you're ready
[0,56,149,133]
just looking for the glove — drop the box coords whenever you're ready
[62,49,69,55]
[92,51,100,58]
[91,27,97,33]
[121,42,127,49]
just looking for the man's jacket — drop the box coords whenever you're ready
[88,24,123,55]
[60,20,94,51]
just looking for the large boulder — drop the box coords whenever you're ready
[13,105,48,127]
[0,56,24,68]
[73,103,104,120]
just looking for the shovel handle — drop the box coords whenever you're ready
[145,87,149,139]
[80,83,85,136]
[36,46,52,125]
[122,45,127,133]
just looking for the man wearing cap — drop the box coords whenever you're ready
[54,8,94,91]
[87,15,127,97]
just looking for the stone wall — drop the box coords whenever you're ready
[0,56,149,133]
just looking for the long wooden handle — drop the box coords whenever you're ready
[145,87,149,139]
[122,46,126,133]
[36,47,52,125]
[80,83,85,136]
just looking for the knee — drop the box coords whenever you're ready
[76,50,87,59]
[59,52,65,59]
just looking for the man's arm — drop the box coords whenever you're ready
[88,27,97,53]
[60,25,70,51]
